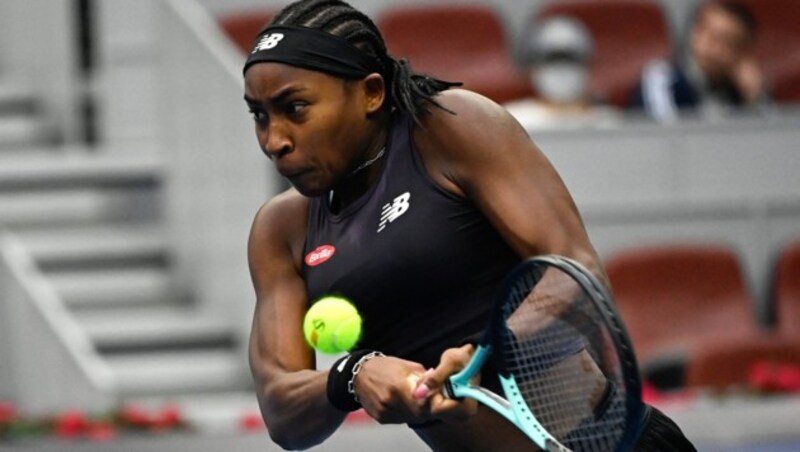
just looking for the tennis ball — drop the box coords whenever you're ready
[303,296,362,354]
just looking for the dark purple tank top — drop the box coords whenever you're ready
[302,112,518,368]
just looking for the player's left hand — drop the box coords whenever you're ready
[412,344,479,422]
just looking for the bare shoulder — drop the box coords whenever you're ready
[249,188,309,268]
[433,88,513,122]
[413,89,541,196]
[416,89,527,156]
[252,188,308,235]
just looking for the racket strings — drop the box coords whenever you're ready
[501,268,630,450]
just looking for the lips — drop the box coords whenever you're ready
[277,165,309,179]
[279,167,320,194]
[274,163,327,196]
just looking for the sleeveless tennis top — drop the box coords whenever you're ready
[302,112,519,368]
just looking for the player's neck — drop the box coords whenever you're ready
[329,130,389,213]
[329,156,385,213]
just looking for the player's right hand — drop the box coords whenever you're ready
[413,344,480,423]
[352,355,428,424]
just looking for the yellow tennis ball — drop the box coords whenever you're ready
[303,296,362,354]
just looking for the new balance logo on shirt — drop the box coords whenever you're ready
[378,192,411,232]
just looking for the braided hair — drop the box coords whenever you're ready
[268,0,461,124]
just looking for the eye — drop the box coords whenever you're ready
[249,109,268,123]
[286,101,308,115]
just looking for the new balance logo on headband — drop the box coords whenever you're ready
[378,192,411,233]
[252,33,284,53]
[243,25,380,78]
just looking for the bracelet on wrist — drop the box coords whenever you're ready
[347,351,385,402]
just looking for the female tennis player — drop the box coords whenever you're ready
[245,1,694,450]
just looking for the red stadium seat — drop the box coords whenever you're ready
[535,0,673,107]
[684,241,800,391]
[218,10,275,55]
[377,5,534,104]
[737,0,800,103]
[605,244,760,368]
[774,241,800,336]
[685,335,800,390]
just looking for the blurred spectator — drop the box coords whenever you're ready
[631,0,766,121]
[504,16,619,132]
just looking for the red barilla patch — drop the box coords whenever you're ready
[305,245,336,267]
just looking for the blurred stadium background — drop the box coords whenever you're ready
[0,0,798,450]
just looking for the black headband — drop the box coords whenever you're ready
[243,25,384,79]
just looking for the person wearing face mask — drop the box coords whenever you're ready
[504,16,620,132]
[631,0,766,121]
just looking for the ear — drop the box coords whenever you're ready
[362,73,386,115]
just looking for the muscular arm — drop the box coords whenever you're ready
[416,89,606,282]
[409,91,610,448]
[247,190,346,449]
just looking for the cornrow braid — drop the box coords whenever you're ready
[268,0,461,125]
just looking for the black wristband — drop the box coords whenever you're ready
[326,350,373,412]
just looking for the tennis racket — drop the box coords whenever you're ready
[443,255,645,451]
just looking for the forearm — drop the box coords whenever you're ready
[256,368,347,450]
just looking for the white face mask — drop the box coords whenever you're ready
[534,63,588,104]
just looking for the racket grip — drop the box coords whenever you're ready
[442,378,460,400]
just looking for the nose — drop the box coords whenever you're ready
[259,120,292,160]
[265,143,292,160]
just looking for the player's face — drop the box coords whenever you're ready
[690,5,751,83]
[244,63,374,197]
